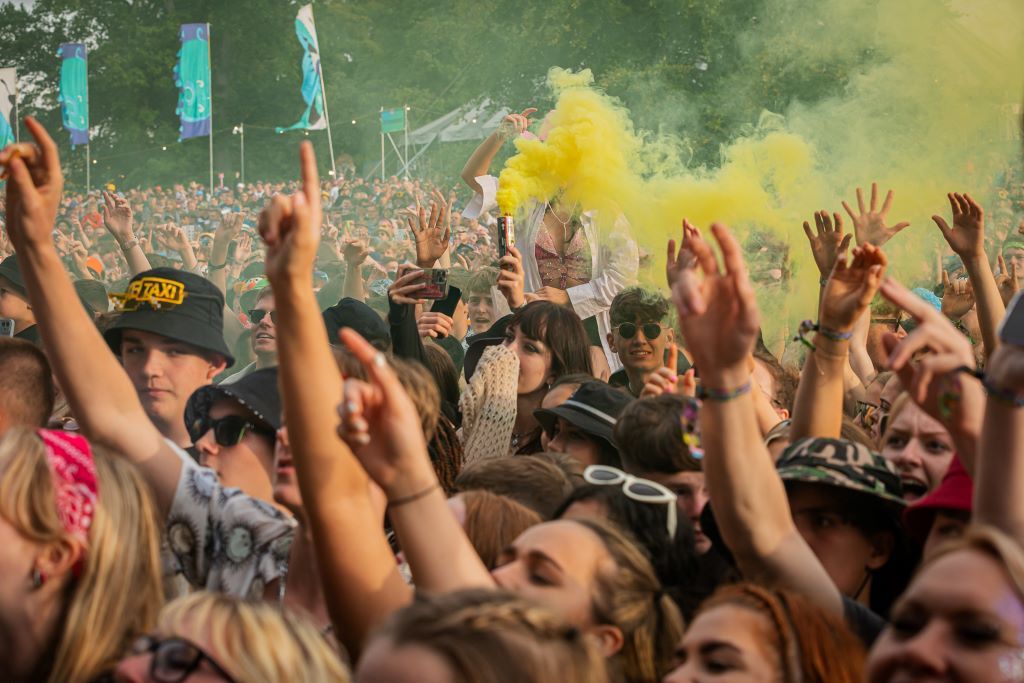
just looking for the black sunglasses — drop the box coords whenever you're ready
[188,414,275,447]
[613,322,666,340]
[131,635,235,683]
[248,309,277,325]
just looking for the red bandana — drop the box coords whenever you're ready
[37,430,99,576]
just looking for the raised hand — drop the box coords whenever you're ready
[335,328,435,498]
[819,243,887,333]
[417,311,454,339]
[214,211,243,246]
[841,182,910,247]
[234,231,253,263]
[941,270,975,320]
[668,220,760,387]
[879,277,982,434]
[496,107,538,141]
[258,141,322,284]
[341,237,370,265]
[802,210,851,278]
[496,244,525,309]
[639,343,679,399]
[932,192,985,260]
[101,190,134,244]
[2,118,64,248]
[997,254,1021,306]
[407,190,451,268]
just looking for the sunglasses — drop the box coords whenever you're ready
[583,465,677,538]
[188,414,275,447]
[248,309,277,325]
[130,635,235,683]
[613,322,666,340]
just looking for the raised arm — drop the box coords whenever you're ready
[932,192,1004,359]
[790,243,887,440]
[102,189,151,276]
[977,342,1024,541]
[669,219,844,617]
[460,108,535,194]
[877,278,983,475]
[208,212,242,296]
[259,142,413,656]
[2,118,181,516]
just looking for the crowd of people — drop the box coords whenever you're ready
[1,105,1024,683]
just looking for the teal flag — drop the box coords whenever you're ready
[175,23,212,140]
[58,44,89,146]
[381,108,406,134]
[276,5,327,134]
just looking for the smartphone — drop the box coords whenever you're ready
[497,215,515,259]
[431,285,463,319]
[418,268,449,300]
[0,318,14,337]
[1000,290,1024,346]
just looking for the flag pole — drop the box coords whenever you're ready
[380,107,385,180]
[206,22,214,195]
[13,73,18,143]
[308,5,337,180]
[84,49,90,194]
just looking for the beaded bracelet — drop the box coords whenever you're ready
[793,319,854,350]
[696,381,752,402]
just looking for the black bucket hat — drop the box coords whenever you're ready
[322,297,391,350]
[185,367,281,441]
[534,382,633,452]
[103,267,234,367]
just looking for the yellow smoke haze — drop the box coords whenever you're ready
[493,0,1024,349]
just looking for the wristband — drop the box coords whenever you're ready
[389,483,441,508]
[696,381,752,402]
[983,378,1024,408]
[119,238,139,252]
[819,277,829,287]
[208,260,227,271]
[794,319,853,350]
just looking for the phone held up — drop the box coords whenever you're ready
[0,318,15,337]
[418,269,450,300]
[498,215,515,259]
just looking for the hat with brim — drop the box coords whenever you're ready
[534,382,633,452]
[239,278,269,312]
[464,314,513,382]
[0,255,27,298]
[104,267,235,367]
[185,367,281,440]
[903,456,972,545]
[322,297,391,350]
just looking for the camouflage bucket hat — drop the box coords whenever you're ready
[776,437,906,508]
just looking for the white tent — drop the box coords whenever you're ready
[408,99,509,146]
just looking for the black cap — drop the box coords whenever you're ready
[0,255,27,298]
[464,314,513,382]
[322,297,390,350]
[103,267,235,367]
[534,382,634,451]
[185,367,281,439]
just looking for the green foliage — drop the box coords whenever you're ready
[0,0,870,189]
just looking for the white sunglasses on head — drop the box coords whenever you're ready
[583,465,678,538]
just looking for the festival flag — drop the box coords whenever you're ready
[0,68,17,148]
[58,44,89,146]
[276,5,327,134]
[380,107,406,134]
[174,23,212,140]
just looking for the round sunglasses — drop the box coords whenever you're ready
[583,465,678,538]
[612,322,667,340]
[248,309,277,325]
[130,635,235,683]
[188,414,275,447]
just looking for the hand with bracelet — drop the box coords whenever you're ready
[818,242,888,346]
[667,219,759,395]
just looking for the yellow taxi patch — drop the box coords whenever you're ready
[110,277,186,311]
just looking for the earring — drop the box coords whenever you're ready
[31,567,45,589]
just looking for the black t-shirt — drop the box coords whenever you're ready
[842,595,886,646]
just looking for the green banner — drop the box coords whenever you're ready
[380,107,406,134]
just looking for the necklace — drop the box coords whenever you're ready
[545,202,579,244]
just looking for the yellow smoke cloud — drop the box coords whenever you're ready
[493,0,1024,350]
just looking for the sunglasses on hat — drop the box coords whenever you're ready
[613,322,666,340]
[248,309,277,325]
[188,414,274,447]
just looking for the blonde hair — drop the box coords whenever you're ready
[159,592,348,682]
[921,524,1024,598]
[570,517,686,682]
[372,589,609,683]
[0,428,163,683]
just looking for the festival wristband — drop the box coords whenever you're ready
[389,483,441,508]
[696,381,752,402]
[119,238,139,252]
[983,378,1024,408]
[794,319,852,350]
[208,260,227,271]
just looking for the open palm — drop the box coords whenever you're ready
[842,182,910,247]
[820,244,887,332]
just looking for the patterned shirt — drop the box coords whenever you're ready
[534,224,592,290]
[164,445,296,599]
